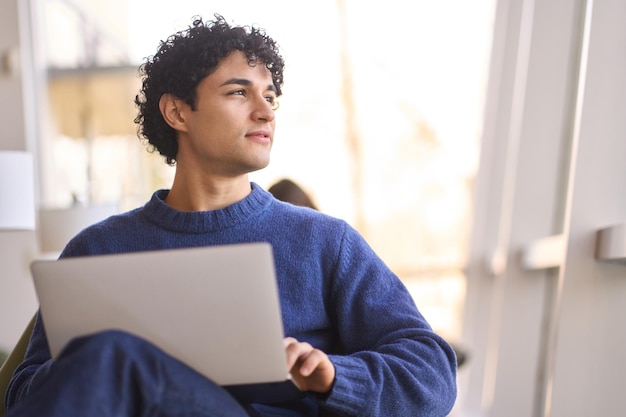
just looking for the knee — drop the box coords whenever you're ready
[59,330,158,366]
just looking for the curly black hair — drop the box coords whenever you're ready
[134,15,285,165]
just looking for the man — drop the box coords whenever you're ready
[5,15,457,416]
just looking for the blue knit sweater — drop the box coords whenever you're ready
[7,183,457,416]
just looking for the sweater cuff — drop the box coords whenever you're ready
[314,354,371,416]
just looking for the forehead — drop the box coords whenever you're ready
[206,51,273,85]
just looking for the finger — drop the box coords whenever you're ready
[290,349,335,393]
[285,341,313,370]
[298,349,325,376]
[283,337,298,347]
[283,337,301,369]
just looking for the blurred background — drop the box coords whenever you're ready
[36,0,496,348]
[2,1,625,416]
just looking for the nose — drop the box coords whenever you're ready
[252,95,275,123]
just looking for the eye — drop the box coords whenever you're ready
[265,95,279,110]
[230,89,246,96]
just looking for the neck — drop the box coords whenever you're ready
[165,170,252,212]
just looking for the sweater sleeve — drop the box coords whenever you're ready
[4,312,54,411]
[315,223,457,416]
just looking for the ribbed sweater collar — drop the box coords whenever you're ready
[141,182,272,234]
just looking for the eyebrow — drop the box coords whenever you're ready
[220,78,277,93]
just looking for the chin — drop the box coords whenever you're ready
[247,159,270,173]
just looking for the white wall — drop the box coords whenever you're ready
[0,0,40,351]
[549,0,626,414]
[460,0,626,416]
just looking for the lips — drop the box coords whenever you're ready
[246,130,272,144]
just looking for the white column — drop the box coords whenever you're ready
[0,0,40,351]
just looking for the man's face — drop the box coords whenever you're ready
[174,50,277,177]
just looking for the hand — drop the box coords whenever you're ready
[284,337,335,393]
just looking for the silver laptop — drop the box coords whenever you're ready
[31,242,302,403]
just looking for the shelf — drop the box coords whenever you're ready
[596,224,626,263]
[521,234,565,270]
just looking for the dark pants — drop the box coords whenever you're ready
[6,330,251,417]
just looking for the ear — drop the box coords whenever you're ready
[159,93,188,132]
